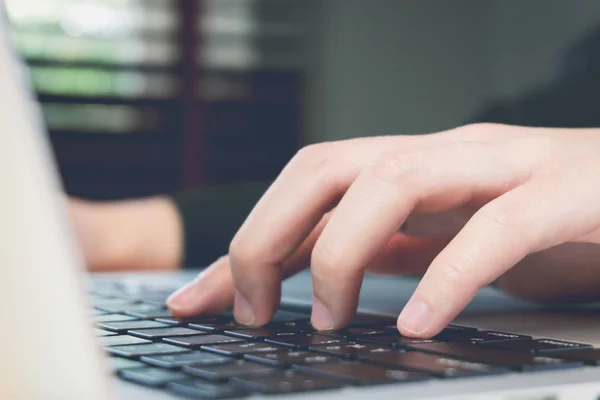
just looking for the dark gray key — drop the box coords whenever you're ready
[554,348,600,365]
[270,310,311,323]
[265,333,343,349]
[106,343,189,357]
[129,327,204,339]
[156,316,223,326]
[311,342,394,359]
[168,379,249,399]
[364,350,509,378]
[93,298,136,309]
[348,315,397,327]
[121,367,187,387]
[110,357,146,372]
[95,328,117,337]
[224,328,304,340]
[122,303,173,319]
[408,341,583,371]
[357,335,438,348]
[188,321,251,333]
[141,352,231,369]
[202,342,286,357]
[245,351,339,367]
[183,360,277,382]
[439,330,532,345]
[231,370,342,394]
[95,314,139,323]
[101,335,152,347]
[164,335,244,348]
[298,360,430,385]
[321,327,393,339]
[489,339,593,354]
[98,320,172,333]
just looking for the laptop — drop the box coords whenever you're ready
[2,2,600,398]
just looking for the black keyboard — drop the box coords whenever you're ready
[91,280,599,399]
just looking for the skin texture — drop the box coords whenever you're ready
[69,197,182,272]
[166,123,600,338]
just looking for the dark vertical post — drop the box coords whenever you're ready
[176,0,204,188]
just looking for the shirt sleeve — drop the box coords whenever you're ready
[170,180,271,268]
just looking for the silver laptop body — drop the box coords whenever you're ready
[2,2,600,398]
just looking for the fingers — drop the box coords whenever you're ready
[168,212,332,317]
[225,127,512,325]
[227,138,410,325]
[309,141,528,329]
[398,157,600,338]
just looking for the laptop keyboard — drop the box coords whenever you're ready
[91,280,599,399]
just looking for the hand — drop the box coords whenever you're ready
[69,197,182,272]
[167,123,600,338]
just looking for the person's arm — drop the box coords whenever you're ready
[69,181,270,271]
[69,197,182,272]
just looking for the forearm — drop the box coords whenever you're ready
[69,197,183,272]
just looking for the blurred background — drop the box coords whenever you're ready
[5,0,600,200]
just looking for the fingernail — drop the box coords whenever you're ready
[166,282,196,312]
[234,290,255,326]
[311,297,334,331]
[398,299,432,335]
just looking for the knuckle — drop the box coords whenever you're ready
[311,243,347,282]
[476,200,525,235]
[370,149,424,184]
[291,143,335,170]
[228,237,263,269]
[289,143,340,188]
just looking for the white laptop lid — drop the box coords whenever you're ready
[0,3,111,399]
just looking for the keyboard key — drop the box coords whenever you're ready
[95,314,139,323]
[183,360,277,382]
[348,315,397,327]
[164,335,244,348]
[357,335,438,348]
[311,342,393,359]
[224,328,305,340]
[364,350,509,378]
[121,367,187,387]
[95,328,117,337]
[106,343,189,358]
[444,324,479,333]
[122,303,173,319]
[489,339,593,354]
[297,360,430,385]
[321,327,393,339]
[156,316,223,326]
[188,321,251,333]
[142,352,231,369]
[98,320,172,333]
[100,335,152,347]
[231,370,342,394]
[202,342,287,357]
[440,330,532,345]
[110,357,146,372]
[168,379,249,399]
[408,342,583,371]
[270,310,311,323]
[93,298,136,309]
[245,351,338,367]
[129,327,204,339]
[264,333,344,349]
[554,348,600,365]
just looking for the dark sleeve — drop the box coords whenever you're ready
[467,26,600,128]
[171,180,271,268]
